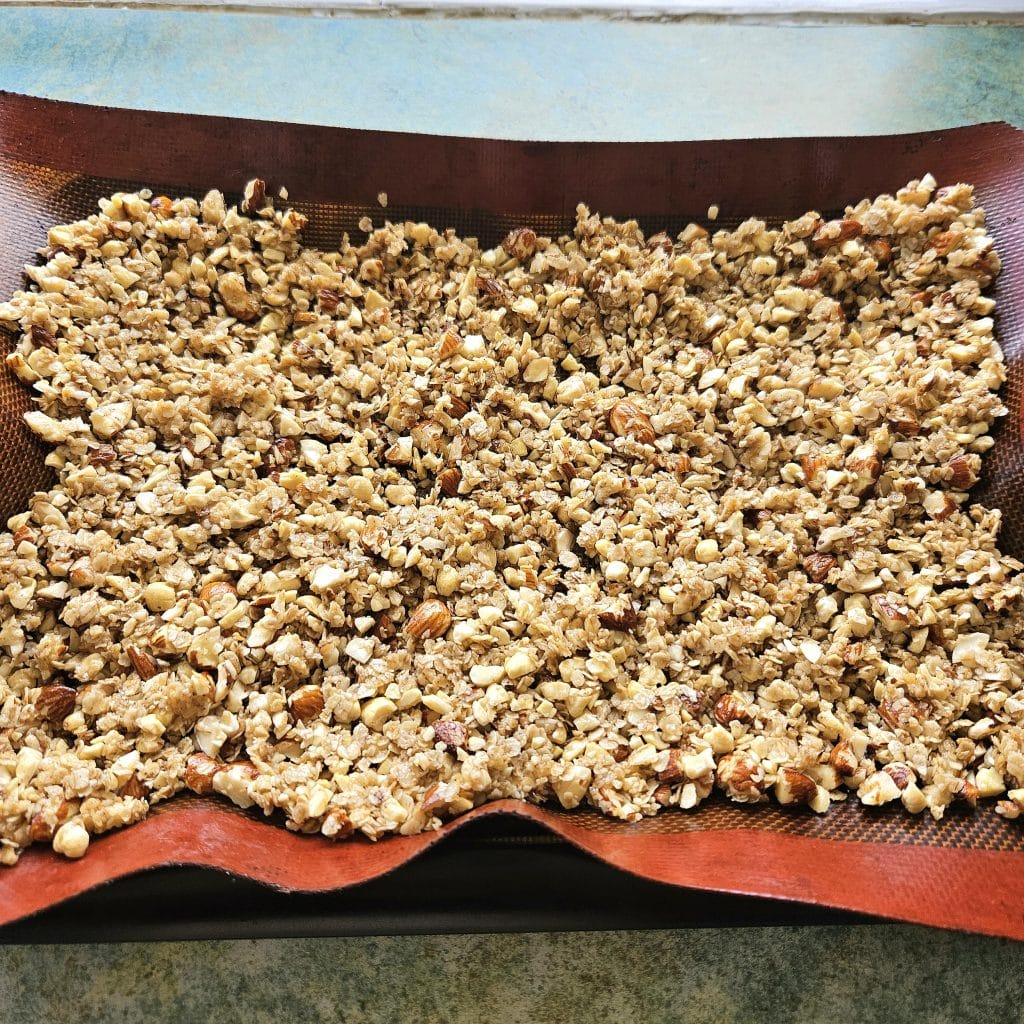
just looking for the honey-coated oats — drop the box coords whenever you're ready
[1,174,1022,863]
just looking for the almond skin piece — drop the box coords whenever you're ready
[262,436,298,475]
[717,753,766,801]
[88,443,117,466]
[318,287,342,312]
[597,605,640,631]
[884,763,914,791]
[803,553,837,584]
[503,227,538,261]
[609,400,656,445]
[948,454,976,490]
[953,778,980,806]
[127,646,158,680]
[867,237,892,266]
[216,272,261,322]
[322,807,355,839]
[35,684,76,723]
[713,693,754,725]
[930,230,962,256]
[289,684,325,722]
[241,177,267,214]
[29,800,71,843]
[647,231,674,254]
[775,767,818,806]
[438,466,462,497]
[184,753,221,795]
[405,599,452,640]
[121,774,149,800]
[448,395,470,419]
[829,739,859,776]
[199,580,238,607]
[811,218,863,251]
[657,749,686,784]
[433,720,468,751]
[30,324,57,350]
[150,195,173,217]
[437,328,461,361]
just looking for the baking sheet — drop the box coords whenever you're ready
[2,92,1024,939]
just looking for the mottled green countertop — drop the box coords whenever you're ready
[2,11,1024,1021]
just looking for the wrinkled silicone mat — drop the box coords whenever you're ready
[2,92,1024,938]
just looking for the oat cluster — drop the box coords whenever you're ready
[1,174,1023,865]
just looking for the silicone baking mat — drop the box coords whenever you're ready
[2,92,1023,938]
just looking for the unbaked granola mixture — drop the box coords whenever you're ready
[1,174,1023,864]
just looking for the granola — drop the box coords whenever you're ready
[1,175,1022,864]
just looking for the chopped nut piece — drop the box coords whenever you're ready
[609,400,656,445]
[289,685,325,722]
[52,821,90,860]
[217,272,261,321]
[241,178,267,213]
[438,466,462,497]
[803,553,837,583]
[143,581,177,613]
[405,599,452,640]
[774,767,819,807]
[127,647,158,681]
[829,740,859,776]
[948,454,976,490]
[713,693,754,725]
[597,605,639,631]
[811,218,863,250]
[185,753,222,795]
[35,684,76,723]
[433,720,469,751]
[503,227,537,261]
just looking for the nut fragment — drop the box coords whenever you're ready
[143,581,177,613]
[318,288,342,312]
[150,195,174,217]
[656,749,685,784]
[199,580,238,608]
[503,227,537,261]
[930,230,962,256]
[184,753,221,795]
[30,324,57,350]
[35,684,76,723]
[829,740,859,776]
[88,443,117,466]
[774,767,818,806]
[597,604,639,631]
[867,237,893,265]
[803,553,837,583]
[947,454,976,490]
[262,436,299,475]
[609,400,656,445]
[127,646,158,680]
[217,272,261,322]
[52,821,90,860]
[438,466,462,497]
[811,218,863,250]
[241,177,268,213]
[120,774,149,800]
[717,753,766,802]
[713,693,754,725]
[405,599,452,640]
[289,684,325,722]
[433,720,468,751]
